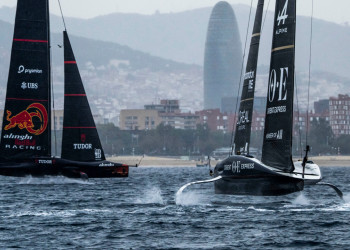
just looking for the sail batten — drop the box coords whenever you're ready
[261,0,296,172]
[233,0,265,155]
[61,31,106,162]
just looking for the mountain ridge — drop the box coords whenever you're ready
[1,4,350,78]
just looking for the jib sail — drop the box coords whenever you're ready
[61,31,105,162]
[234,0,265,155]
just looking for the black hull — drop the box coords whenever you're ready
[0,157,129,178]
[214,155,304,196]
[215,176,303,196]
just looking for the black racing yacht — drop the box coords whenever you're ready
[214,0,315,195]
[177,0,342,198]
[0,0,134,178]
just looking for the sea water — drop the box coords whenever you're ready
[0,166,349,249]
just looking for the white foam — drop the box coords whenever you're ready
[18,175,93,185]
[247,206,274,212]
[292,192,310,206]
[3,208,111,218]
[175,190,203,206]
[343,193,350,203]
[4,210,76,218]
[135,186,165,205]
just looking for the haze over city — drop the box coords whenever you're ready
[1,0,350,25]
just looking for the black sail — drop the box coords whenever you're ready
[0,0,51,159]
[61,31,105,162]
[234,0,265,154]
[261,0,296,172]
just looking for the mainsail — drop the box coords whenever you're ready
[261,0,296,172]
[61,31,106,162]
[0,0,51,159]
[234,0,265,154]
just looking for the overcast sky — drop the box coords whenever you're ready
[1,0,350,24]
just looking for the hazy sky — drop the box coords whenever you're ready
[1,0,350,24]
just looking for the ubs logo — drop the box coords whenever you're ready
[269,67,288,103]
[21,82,38,90]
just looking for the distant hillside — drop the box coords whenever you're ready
[0,19,199,88]
[1,4,350,78]
[0,19,203,116]
[1,6,350,115]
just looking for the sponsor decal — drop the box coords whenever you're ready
[18,65,43,74]
[81,134,86,143]
[224,164,232,171]
[248,79,254,90]
[241,163,255,170]
[225,161,255,173]
[245,71,255,90]
[5,144,41,150]
[95,149,102,160]
[73,144,92,150]
[232,161,241,173]
[99,163,114,167]
[267,105,287,114]
[3,133,33,140]
[237,110,249,125]
[277,0,288,26]
[276,0,289,34]
[276,27,288,35]
[3,133,41,151]
[38,159,52,164]
[244,70,255,80]
[15,139,35,146]
[4,103,48,135]
[21,82,38,90]
[266,129,284,140]
[269,67,288,103]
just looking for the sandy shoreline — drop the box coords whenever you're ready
[107,155,350,167]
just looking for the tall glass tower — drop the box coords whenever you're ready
[204,1,242,110]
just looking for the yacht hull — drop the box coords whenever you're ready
[214,155,321,196]
[0,157,129,178]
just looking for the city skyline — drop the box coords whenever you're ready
[203,1,242,110]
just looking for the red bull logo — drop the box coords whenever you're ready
[4,103,48,135]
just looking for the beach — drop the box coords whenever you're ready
[108,155,350,167]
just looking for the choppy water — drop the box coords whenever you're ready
[1,166,350,249]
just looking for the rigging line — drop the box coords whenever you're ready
[294,74,303,159]
[306,0,314,147]
[48,0,53,157]
[293,0,302,159]
[261,0,271,32]
[229,0,254,156]
[51,55,58,157]
[58,0,67,31]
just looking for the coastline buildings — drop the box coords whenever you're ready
[203,1,242,110]
[119,100,199,130]
[329,94,350,136]
[117,94,350,139]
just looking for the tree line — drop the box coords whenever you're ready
[96,119,350,157]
